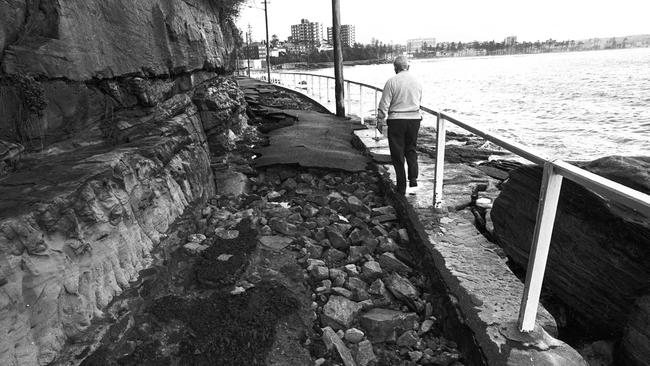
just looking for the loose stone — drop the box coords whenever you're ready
[259,235,293,251]
[361,261,383,281]
[344,264,360,277]
[354,340,377,366]
[322,296,362,330]
[323,248,348,266]
[310,266,330,281]
[344,328,365,344]
[368,279,387,296]
[330,268,347,287]
[372,206,396,216]
[183,242,208,255]
[397,228,409,244]
[268,217,298,236]
[326,227,349,250]
[331,287,353,299]
[420,319,435,334]
[378,253,412,274]
[188,233,207,243]
[322,326,356,366]
[385,273,420,309]
[409,350,424,362]
[348,246,370,263]
[359,308,419,343]
[397,330,420,348]
[378,237,400,252]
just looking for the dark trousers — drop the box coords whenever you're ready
[387,118,421,193]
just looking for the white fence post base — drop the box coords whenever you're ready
[433,114,446,208]
[518,162,564,332]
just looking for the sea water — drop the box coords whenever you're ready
[312,48,650,161]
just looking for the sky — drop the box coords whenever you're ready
[235,0,650,44]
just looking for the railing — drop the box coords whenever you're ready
[249,71,650,333]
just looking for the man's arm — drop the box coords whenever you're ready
[376,80,392,131]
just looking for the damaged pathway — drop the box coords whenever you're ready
[239,78,369,172]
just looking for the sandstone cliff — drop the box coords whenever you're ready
[0,0,247,364]
[491,156,650,366]
[0,0,241,146]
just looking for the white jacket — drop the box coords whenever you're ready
[377,70,423,121]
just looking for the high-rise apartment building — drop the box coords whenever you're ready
[290,19,323,47]
[327,25,356,47]
[407,38,436,53]
[504,36,517,47]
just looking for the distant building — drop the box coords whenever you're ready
[291,19,323,47]
[327,25,356,47]
[244,42,262,59]
[504,36,517,47]
[284,41,311,54]
[407,38,436,53]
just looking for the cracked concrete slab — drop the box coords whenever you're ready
[254,110,370,172]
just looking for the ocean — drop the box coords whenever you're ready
[309,48,650,161]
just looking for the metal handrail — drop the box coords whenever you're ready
[252,71,650,332]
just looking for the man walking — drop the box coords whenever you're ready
[377,56,423,195]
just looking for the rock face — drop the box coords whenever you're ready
[491,156,650,364]
[0,0,240,147]
[0,1,244,360]
[2,0,239,80]
[0,105,215,365]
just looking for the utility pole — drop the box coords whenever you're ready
[264,0,271,83]
[246,24,252,77]
[331,0,345,117]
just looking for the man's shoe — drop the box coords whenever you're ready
[409,180,418,187]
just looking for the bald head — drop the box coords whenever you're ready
[393,56,409,72]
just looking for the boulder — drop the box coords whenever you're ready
[359,308,418,343]
[322,296,362,330]
[491,156,650,343]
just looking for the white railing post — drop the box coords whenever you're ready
[327,78,330,101]
[374,90,378,117]
[318,76,322,101]
[359,85,364,124]
[433,114,446,208]
[518,162,564,332]
[346,81,351,115]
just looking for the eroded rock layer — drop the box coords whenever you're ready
[0,103,216,365]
